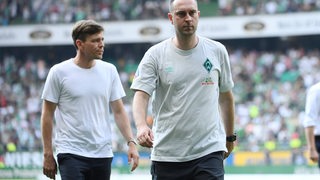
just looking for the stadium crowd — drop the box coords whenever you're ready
[218,0,320,16]
[1,0,320,25]
[0,45,319,158]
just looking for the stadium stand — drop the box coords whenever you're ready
[1,0,320,25]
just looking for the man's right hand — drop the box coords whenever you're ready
[43,153,57,180]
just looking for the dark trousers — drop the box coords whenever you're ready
[57,153,113,180]
[315,136,320,168]
[151,151,225,180]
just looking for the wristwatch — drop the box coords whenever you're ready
[226,134,237,142]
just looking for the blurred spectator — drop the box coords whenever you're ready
[1,0,320,26]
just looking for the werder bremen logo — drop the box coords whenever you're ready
[203,58,213,73]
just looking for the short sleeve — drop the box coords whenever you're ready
[130,50,158,96]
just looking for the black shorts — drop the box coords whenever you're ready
[315,136,320,168]
[151,151,225,180]
[57,153,113,180]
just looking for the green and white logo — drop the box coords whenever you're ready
[203,59,213,73]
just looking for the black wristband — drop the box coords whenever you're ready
[226,133,237,142]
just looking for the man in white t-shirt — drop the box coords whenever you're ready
[130,0,236,179]
[304,82,320,168]
[40,20,139,180]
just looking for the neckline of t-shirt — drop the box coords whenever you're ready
[71,58,97,70]
[170,37,200,56]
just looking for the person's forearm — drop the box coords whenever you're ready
[132,91,149,129]
[41,115,54,155]
[305,126,316,150]
[223,107,235,136]
[220,91,235,136]
[114,111,135,142]
[110,99,135,142]
[41,100,57,156]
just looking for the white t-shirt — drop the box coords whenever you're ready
[41,59,125,158]
[131,36,234,162]
[304,82,320,135]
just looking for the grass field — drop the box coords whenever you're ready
[34,174,320,180]
[2,166,319,180]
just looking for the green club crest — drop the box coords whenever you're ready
[203,59,213,73]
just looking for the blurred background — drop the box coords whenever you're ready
[0,0,320,179]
